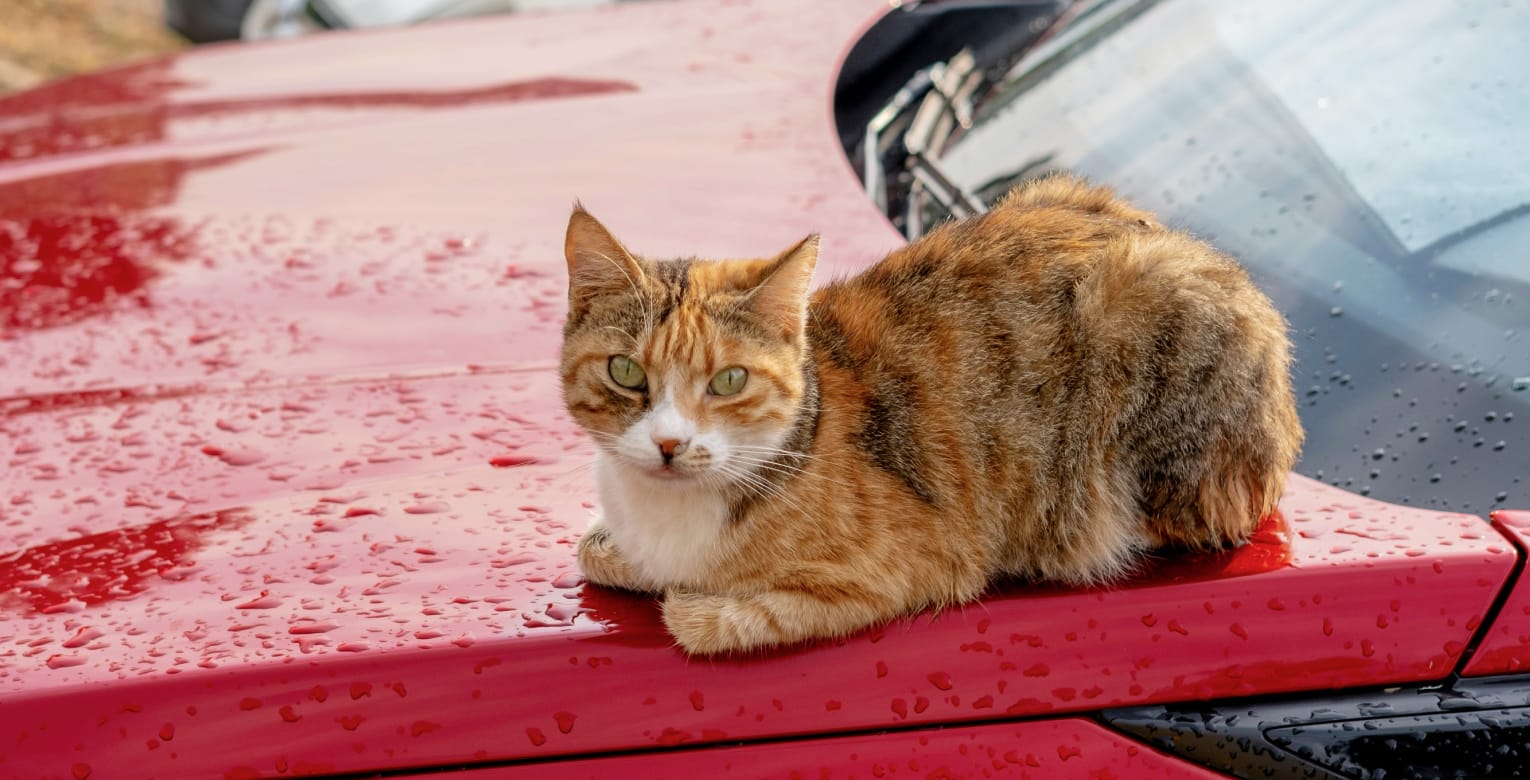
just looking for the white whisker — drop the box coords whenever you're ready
[731,444,822,462]
[714,462,814,518]
[727,454,821,481]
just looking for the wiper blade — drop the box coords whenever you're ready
[907,150,986,219]
[899,49,987,236]
[863,68,937,213]
[860,2,1078,237]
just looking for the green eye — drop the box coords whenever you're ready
[608,355,647,389]
[708,366,748,396]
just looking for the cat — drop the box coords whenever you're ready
[559,174,1302,655]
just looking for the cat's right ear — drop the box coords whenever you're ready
[745,233,819,344]
[565,205,645,320]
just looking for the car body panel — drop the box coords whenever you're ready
[2,469,1512,776]
[1462,510,1530,676]
[395,718,1227,779]
[0,0,1522,777]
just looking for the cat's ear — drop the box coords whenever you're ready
[565,205,645,318]
[746,234,819,342]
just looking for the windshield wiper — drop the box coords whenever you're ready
[901,49,987,237]
[859,1,1082,238]
[862,49,988,239]
[863,68,936,214]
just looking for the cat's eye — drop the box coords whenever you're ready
[608,355,647,390]
[708,366,748,396]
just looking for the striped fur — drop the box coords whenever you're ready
[561,175,1302,654]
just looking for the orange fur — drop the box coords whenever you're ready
[561,175,1302,654]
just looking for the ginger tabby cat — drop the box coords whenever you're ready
[560,175,1302,655]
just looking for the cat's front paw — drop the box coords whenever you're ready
[577,525,648,592]
[662,589,781,655]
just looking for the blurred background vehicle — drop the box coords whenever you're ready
[0,0,638,96]
[171,0,636,42]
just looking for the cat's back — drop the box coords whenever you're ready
[808,175,1167,371]
[804,175,1300,581]
[821,177,1163,319]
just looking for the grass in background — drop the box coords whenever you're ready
[0,0,186,93]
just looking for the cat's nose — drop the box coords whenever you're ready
[655,438,688,463]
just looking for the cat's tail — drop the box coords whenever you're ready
[999,173,1161,229]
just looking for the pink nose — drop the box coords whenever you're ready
[655,438,687,461]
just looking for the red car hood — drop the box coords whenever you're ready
[0,1,1520,777]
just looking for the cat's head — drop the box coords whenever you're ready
[559,206,818,486]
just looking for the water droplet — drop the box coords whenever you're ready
[199,445,266,467]
[234,591,282,610]
[288,620,338,635]
[62,626,104,648]
[490,455,540,468]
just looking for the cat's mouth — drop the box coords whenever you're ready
[633,460,700,483]
[648,464,684,479]
[605,447,710,483]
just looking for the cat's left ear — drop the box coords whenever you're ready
[746,234,819,343]
[565,205,646,322]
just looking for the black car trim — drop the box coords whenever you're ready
[1102,674,1530,779]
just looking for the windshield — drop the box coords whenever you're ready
[938,0,1530,512]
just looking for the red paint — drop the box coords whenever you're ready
[0,510,249,612]
[0,0,1520,777]
[394,718,1223,779]
[1461,510,1530,676]
[0,61,632,166]
[0,214,193,331]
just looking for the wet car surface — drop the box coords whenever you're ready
[2,0,1528,777]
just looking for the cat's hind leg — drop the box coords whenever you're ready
[1000,458,1154,585]
[1143,460,1288,550]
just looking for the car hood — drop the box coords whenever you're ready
[0,1,1520,777]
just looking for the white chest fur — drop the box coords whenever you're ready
[592,452,732,588]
